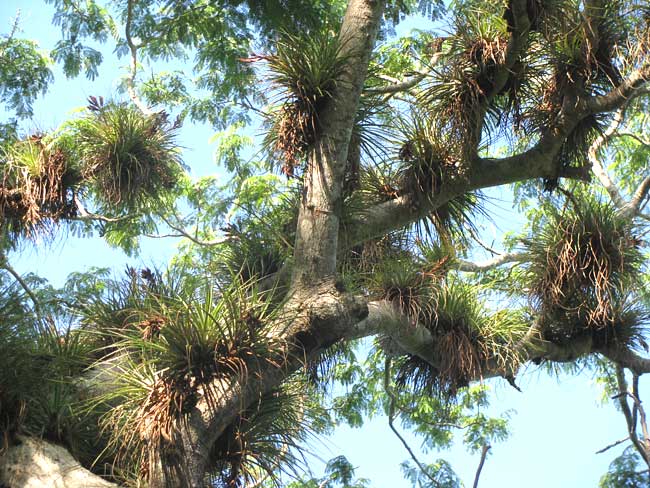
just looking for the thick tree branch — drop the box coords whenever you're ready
[0,437,117,488]
[600,345,650,375]
[291,0,385,286]
[158,285,368,486]
[621,175,650,217]
[613,367,650,466]
[584,67,650,115]
[632,375,650,454]
[349,300,436,364]
[345,125,589,246]
[486,0,530,100]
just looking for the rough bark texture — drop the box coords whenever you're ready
[291,0,384,286]
[0,437,118,488]
[5,0,650,484]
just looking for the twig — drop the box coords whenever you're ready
[159,215,230,246]
[367,52,444,98]
[384,358,441,488]
[472,444,491,488]
[125,0,153,115]
[73,194,133,223]
[595,437,630,454]
[613,131,650,147]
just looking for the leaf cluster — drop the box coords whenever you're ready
[525,194,647,350]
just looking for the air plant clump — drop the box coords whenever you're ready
[220,208,296,284]
[93,278,286,484]
[74,97,183,211]
[368,256,441,324]
[420,12,508,151]
[396,116,462,199]
[0,134,80,238]
[263,30,348,177]
[521,4,626,176]
[395,280,528,397]
[208,377,325,487]
[526,197,644,347]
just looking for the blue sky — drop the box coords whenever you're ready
[0,2,640,486]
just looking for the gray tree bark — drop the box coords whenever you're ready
[0,437,118,488]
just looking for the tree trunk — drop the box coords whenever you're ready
[291,0,384,286]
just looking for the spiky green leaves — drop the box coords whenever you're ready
[0,134,80,240]
[209,376,328,487]
[74,101,184,213]
[0,278,95,460]
[525,196,646,349]
[82,269,309,484]
[264,30,347,176]
[394,279,528,396]
[420,7,509,150]
[0,100,186,243]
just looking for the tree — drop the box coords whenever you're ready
[1,0,650,486]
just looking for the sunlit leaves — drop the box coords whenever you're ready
[46,0,115,79]
[400,459,461,488]
[599,446,650,488]
[0,36,52,117]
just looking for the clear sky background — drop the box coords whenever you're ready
[0,2,642,487]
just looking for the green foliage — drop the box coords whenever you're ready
[285,455,370,488]
[400,459,461,488]
[72,100,185,213]
[264,29,348,175]
[0,271,98,462]
[209,376,330,487]
[4,0,650,486]
[524,194,646,348]
[46,0,116,79]
[0,34,53,117]
[599,446,650,488]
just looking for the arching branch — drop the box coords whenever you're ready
[158,215,231,246]
[0,257,43,324]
